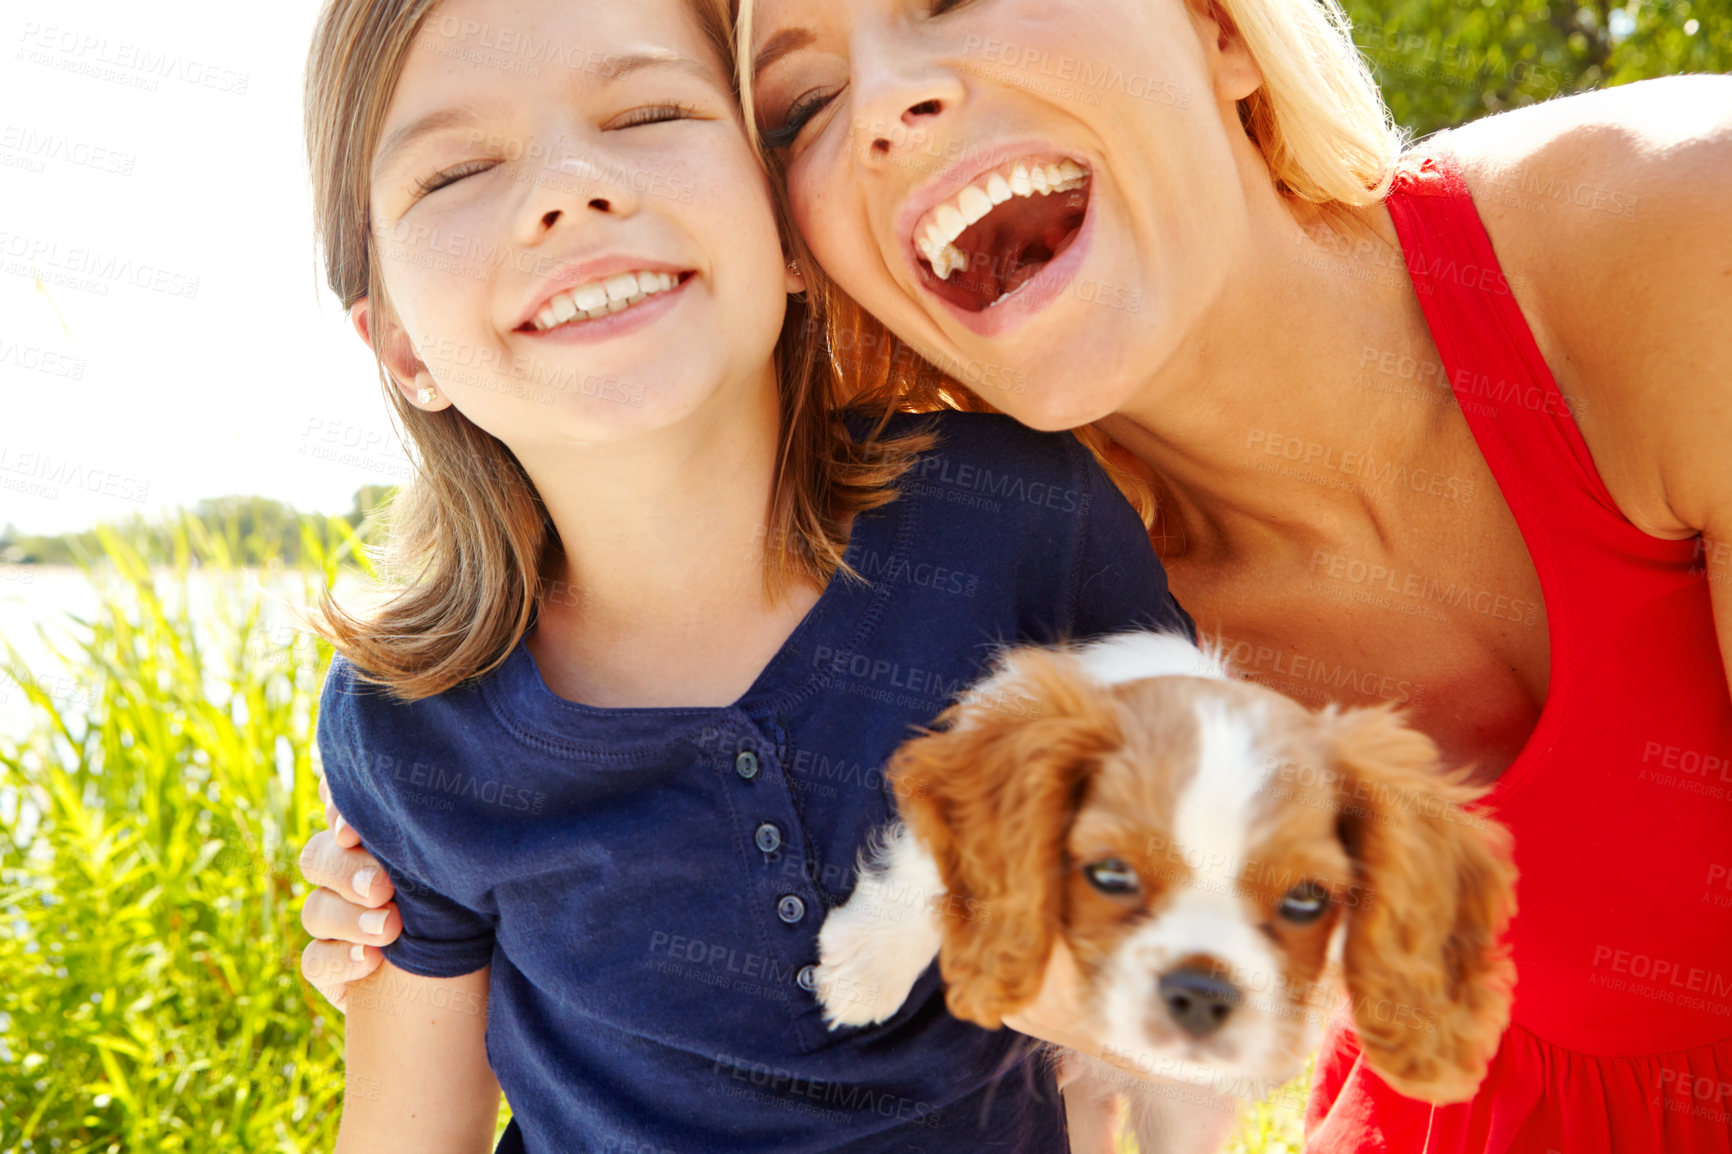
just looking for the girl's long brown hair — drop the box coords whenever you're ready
[304,0,930,700]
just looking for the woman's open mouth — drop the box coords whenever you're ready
[910,157,1091,313]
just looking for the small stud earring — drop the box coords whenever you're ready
[416,386,437,405]
[787,259,800,274]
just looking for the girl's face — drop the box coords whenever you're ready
[748,0,1262,430]
[368,0,793,446]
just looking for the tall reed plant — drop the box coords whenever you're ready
[0,514,370,1151]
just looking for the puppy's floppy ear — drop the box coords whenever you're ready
[889,646,1122,1029]
[1326,705,1517,1103]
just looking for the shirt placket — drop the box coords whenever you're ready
[717,715,828,1024]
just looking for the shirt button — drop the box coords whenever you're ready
[734,750,761,780]
[777,894,806,924]
[754,822,782,853]
[797,964,818,992]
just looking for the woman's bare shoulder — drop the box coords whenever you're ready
[1440,78,1732,538]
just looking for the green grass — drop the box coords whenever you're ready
[1223,1068,1309,1154]
[0,514,1302,1152]
[1103,1067,1309,1152]
[0,516,366,1152]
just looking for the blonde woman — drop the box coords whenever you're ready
[305,0,1732,1149]
[730,1,1732,1149]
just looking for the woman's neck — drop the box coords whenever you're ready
[1099,194,1449,572]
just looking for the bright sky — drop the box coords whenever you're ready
[1,1,409,536]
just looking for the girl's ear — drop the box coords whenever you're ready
[348,297,451,411]
[1191,0,1263,104]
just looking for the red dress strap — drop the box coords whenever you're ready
[1303,135,1732,1154]
[1382,145,1622,522]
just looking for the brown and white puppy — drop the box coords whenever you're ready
[814,631,1516,1152]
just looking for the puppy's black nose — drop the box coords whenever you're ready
[1158,968,1240,1038]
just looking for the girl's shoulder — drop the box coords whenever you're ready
[849,408,1096,486]
[846,408,1192,643]
[316,652,500,784]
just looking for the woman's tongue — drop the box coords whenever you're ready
[925,188,1086,312]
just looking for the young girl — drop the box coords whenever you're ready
[302,0,1188,1149]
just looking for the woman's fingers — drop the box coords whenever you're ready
[1002,936,1087,1042]
[301,884,403,946]
[1002,939,1176,1086]
[301,938,383,1013]
[303,769,391,1013]
[331,808,362,849]
[299,829,395,907]
[1000,939,1134,1072]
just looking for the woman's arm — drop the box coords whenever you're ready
[334,958,500,1154]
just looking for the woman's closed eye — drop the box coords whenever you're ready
[758,0,971,152]
[761,89,840,152]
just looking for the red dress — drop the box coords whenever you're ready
[1304,141,1732,1151]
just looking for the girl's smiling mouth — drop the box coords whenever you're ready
[518,268,697,334]
[906,155,1092,316]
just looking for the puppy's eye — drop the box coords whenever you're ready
[1083,858,1140,896]
[1277,881,1330,924]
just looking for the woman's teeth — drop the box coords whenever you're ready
[916,160,1088,280]
[530,270,680,331]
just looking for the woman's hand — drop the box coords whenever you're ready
[1002,938,1167,1085]
[299,771,403,1012]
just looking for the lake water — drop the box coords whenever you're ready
[0,565,374,742]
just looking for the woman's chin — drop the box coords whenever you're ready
[990,382,1130,433]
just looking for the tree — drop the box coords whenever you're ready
[1345,0,1731,138]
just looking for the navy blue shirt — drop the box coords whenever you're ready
[317,411,1192,1153]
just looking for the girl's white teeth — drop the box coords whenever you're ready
[914,160,1088,279]
[532,271,678,331]
[603,273,641,302]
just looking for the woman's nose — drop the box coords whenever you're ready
[850,30,966,166]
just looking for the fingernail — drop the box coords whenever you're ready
[333,813,347,836]
[359,909,388,935]
[353,867,377,899]
[350,944,366,962]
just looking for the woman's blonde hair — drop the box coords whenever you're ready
[304,0,928,701]
[1213,0,1405,204]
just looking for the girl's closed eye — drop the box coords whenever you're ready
[414,158,498,199]
[607,101,707,130]
[408,101,706,204]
